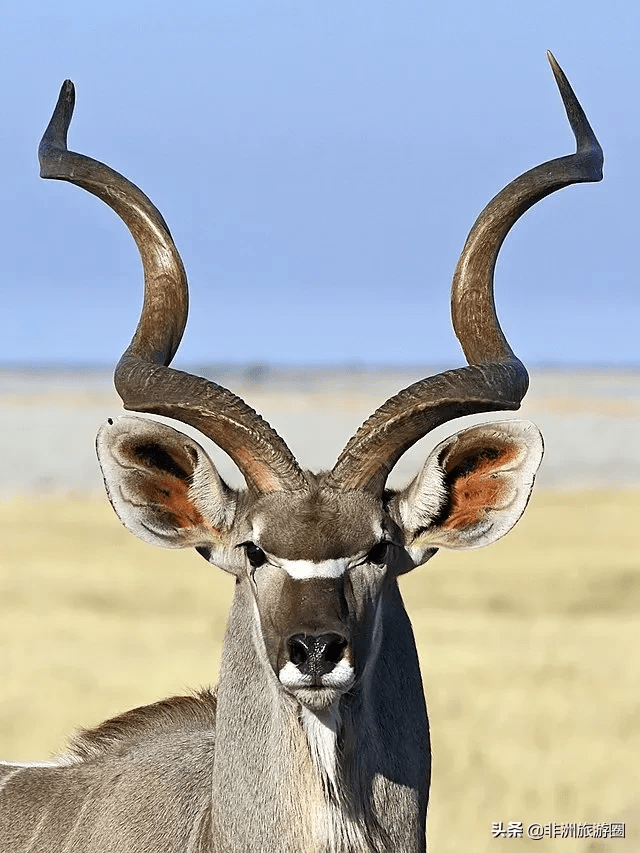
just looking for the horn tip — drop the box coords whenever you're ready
[545,50,603,173]
[39,79,76,177]
[545,49,568,91]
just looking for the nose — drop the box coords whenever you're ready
[288,632,348,681]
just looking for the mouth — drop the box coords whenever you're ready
[278,659,355,710]
[291,685,344,711]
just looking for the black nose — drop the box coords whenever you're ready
[288,633,348,681]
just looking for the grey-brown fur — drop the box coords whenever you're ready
[253,477,384,561]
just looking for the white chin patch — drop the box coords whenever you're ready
[279,661,313,689]
[315,658,355,691]
[278,660,355,710]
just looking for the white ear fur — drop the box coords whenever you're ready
[96,416,236,551]
[396,420,543,564]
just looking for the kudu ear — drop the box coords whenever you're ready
[96,416,236,555]
[390,420,543,565]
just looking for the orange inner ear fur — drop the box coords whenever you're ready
[139,474,207,530]
[442,443,519,531]
[120,439,211,532]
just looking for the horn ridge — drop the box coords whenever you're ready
[329,362,527,494]
[114,358,309,493]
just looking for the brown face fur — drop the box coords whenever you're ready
[252,570,352,675]
[240,481,397,704]
[249,480,388,562]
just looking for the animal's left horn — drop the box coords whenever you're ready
[39,81,308,495]
[328,53,603,495]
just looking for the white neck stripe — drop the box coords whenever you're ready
[279,558,350,580]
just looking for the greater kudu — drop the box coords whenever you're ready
[0,54,602,852]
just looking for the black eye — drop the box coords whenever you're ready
[245,542,267,569]
[367,541,389,565]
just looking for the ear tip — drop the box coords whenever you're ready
[100,416,117,432]
[96,418,114,452]
[483,418,544,461]
[96,414,175,442]
[511,419,545,463]
[97,415,133,450]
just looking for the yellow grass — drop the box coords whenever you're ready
[1,491,639,850]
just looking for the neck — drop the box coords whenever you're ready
[209,579,430,853]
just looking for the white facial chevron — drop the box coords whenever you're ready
[278,558,351,580]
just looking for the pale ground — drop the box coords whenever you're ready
[0,366,639,851]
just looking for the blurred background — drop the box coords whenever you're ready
[1,2,639,850]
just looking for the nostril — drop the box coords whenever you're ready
[288,632,349,678]
[324,636,347,665]
[289,635,310,667]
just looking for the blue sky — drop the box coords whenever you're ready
[1,1,638,367]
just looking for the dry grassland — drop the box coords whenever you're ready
[0,490,638,851]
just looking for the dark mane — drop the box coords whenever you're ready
[65,688,217,763]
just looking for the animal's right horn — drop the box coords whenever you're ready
[39,80,308,495]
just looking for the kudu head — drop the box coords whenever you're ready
[39,54,602,715]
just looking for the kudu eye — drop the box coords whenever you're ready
[367,541,389,565]
[245,542,267,569]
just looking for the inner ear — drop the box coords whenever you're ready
[97,416,236,555]
[130,440,196,482]
[116,435,203,532]
[394,420,543,559]
[438,441,516,531]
